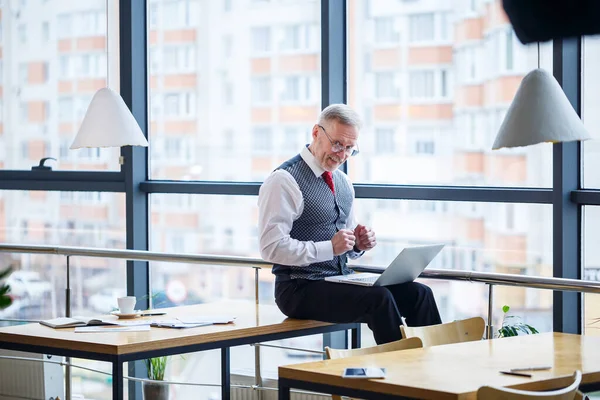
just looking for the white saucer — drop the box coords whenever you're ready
[110,310,142,319]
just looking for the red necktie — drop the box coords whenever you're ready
[322,171,335,194]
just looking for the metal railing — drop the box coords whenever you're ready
[1,243,600,398]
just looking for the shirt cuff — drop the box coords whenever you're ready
[349,245,365,259]
[316,240,334,261]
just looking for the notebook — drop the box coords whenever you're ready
[325,244,444,287]
[40,316,122,329]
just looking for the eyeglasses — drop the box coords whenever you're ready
[318,125,360,157]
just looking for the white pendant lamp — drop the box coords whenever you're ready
[70,88,149,149]
[492,68,591,150]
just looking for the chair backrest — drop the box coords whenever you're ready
[400,316,485,347]
[325,336,423,360]
[477,370,583,400]
[325,337,423,400]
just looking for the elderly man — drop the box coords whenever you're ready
[258,104,441,344]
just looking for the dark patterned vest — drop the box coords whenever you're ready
[272,154,354,281]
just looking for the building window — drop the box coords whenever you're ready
[18,63,27,85]
[21,142,28,159]
[284,127,300,152]
[409,70,435,99]
[281,75,313,102]
[77,10,106,36]
[252,127,272,152]
[42,21,50,42]
[58,98,73,121]
[17,24,27,44]
[280,24,314,51]
[223,130,234,150]
[165,137,182,158]
[43,62,49,82]
[59,140,70,159]
[282,76,299,101]
[163,45,195,72]
[374,17,399,43]
[506,203,514,230]
[376,128,395,153]
[149,3,158,28]
[409,13,434,42]
[415,140,435,155]
[163,0,197,29]
[222,35,232,59]
[251,26,271,54]
[374,72,399,99]
[20,103,28,122]
[223,82,233,106]
[57,14,71,39]
[506,29,514,71]
[441,69,448,97]
[251,77,271,104]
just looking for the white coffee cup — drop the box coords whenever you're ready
[117,296,137,314]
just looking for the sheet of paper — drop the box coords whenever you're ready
[74,325,151,333]
[99,319,152,327]
[177,315,236,324]
[151,320,212,329]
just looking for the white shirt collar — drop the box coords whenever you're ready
[300,145,326,178]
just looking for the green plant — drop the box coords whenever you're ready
[0,267,13,310]
[497,305,539,338]
[145,356,168,381]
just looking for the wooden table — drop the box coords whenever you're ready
[279,332,600,400]
[0,301,360,400]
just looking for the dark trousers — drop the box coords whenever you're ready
[274,279,442,345]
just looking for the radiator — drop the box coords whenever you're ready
[0,350,64,400]
[232,374,331,400]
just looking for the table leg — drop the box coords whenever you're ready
[278,379,291,400]
[112,358,124,400]
[221,347,230,400]
[351,324,361,349]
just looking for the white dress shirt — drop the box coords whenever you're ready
[258,146,360,267]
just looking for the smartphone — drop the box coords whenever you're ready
[342,367,386,379]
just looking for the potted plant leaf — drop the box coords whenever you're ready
[143,356,169,400]
[0,267,13,310]
[497,305,539,338]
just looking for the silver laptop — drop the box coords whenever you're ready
[325,244,445,287]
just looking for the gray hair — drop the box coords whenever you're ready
[318,104,362,131]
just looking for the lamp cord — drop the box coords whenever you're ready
[537,42,540,69]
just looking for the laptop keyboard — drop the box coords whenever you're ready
[349,275,379,284]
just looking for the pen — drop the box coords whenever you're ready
[500,371,532,378]
[510,366,552,372]
[141,312,167,317]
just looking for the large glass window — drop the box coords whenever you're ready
[347,0,553,187]
[0,191,126,323]
[0,190,125,399]
[148,0,321,181]
[352,199,553,334]
[0,0,121,171]
[148,194,326,389]
[584,207,600,336]
[583,36,600,188]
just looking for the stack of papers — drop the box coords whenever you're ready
[40,315,237,331]
[152,315,236,329]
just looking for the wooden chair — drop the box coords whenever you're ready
[400,316,485,347]
[325,337,423,400]
[477,370,585,400]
